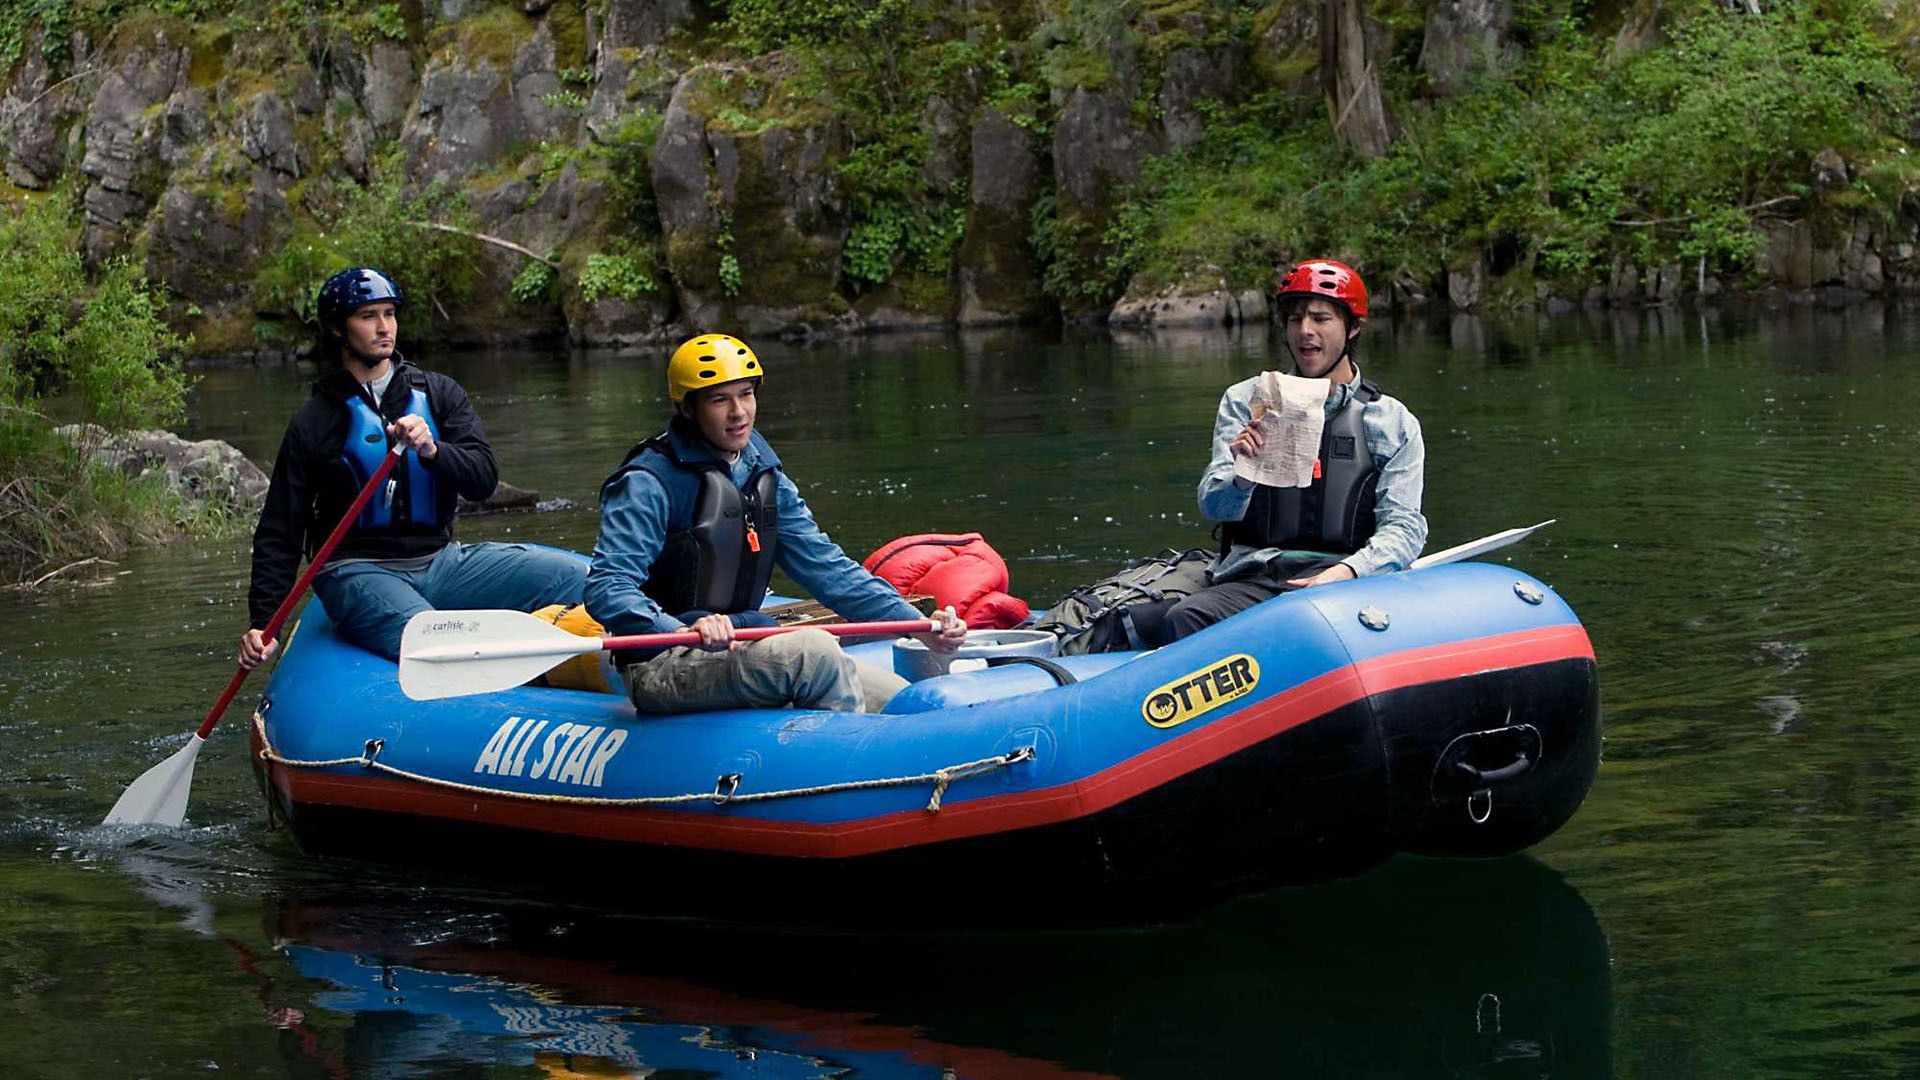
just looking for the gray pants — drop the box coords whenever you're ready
[1163,554,1342,643]
[622,627,909,714]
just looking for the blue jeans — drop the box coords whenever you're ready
[312,542,587,660]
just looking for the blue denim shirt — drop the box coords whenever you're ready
[1197,365,1428,582]
[586,435,921,636]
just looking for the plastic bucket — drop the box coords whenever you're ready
[893,629,1059,681]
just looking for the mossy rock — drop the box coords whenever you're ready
[428,5,536,67]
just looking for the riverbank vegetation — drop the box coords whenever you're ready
[3,0,1916,347]
[1101,0,1916,303]
[717,0,1917,307]
[0,193,223,588]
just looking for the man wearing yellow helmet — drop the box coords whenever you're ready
[584,334,966,713]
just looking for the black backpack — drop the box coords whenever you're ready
[1034,549,1216,654]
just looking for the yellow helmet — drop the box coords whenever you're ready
[667,333,763,403]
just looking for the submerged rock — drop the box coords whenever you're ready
[458,480,575,516]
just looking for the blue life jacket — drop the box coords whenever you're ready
[601,416,783,617]
[1222,378,1382,556]
[341,374,445,531]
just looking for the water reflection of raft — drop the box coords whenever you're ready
[252,559,1599,902]
[271,855,1611,1077]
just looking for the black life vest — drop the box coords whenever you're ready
[340,373,446,531]
[1221,379,1382,556]
[600,417,782,617]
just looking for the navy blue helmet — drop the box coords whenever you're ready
[316,267,404,329]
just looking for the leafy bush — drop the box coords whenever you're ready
[579,251,661,303]
[1091,1,1916,300]
[367,2,407,41]
[510,261,559,305]
[252,162,477,342]
[719,0,986,292]
[0,0,72,72]
[0,194,189,432]
[540,89,589,112]
[0,193,212,585]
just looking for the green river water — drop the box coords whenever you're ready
[3,309,1919,1077]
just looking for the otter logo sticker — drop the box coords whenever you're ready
[1142,654,1259,728]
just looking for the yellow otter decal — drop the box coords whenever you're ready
[1142,654,1260,728]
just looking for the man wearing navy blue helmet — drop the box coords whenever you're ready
[239,267,585,667]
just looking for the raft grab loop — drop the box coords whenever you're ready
[255,712,1034,814]
[1431,721,1543,825]
[984,655,1079,685]
[1476,993,1502,1035]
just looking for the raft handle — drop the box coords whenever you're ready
[1453,752,1532,786]
[985,655,1079,686]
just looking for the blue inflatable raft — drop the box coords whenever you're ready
[252,559,1598,902]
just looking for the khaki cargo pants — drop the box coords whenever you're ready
[623,627,908,714]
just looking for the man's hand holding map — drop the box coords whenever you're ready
[1233,371,1330,489]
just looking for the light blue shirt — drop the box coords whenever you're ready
[585,436,921,636]
[1197,365,1428,582]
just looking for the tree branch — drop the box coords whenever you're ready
[1612,195,1800,228]
[404,221,560,268]
[13,556,114,592]
[13,67,97,115]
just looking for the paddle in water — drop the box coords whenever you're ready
[102,445,408,827]
[398,609,946,701]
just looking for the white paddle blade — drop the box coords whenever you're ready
[1411,519,1555,570]
[101,734,205,827]
[398,609,602,701]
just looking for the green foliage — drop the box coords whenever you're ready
[509,261,558,305]
[722,0,920,51]
[367,2,407,41]
[0,0,73,71]
[540,88,589,112]
[0,193,214,585]
[252,159,477,341]
[712,210,742,297]
[579,251,660,303]
[600,109,664,234]
[532,140,578,189]
[0,194,189,432]
[1084,1,1917,301]
[711,106,779,134]
[717,0,994,293]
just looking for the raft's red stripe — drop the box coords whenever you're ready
[265,623,1593,858]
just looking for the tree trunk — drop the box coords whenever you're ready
[1319,0,1393,158]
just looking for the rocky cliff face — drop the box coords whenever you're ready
[2,1,1914,352]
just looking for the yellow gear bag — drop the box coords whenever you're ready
[531,604,618,694]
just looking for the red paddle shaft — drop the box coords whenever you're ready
[197,446,405,740]
[597,619,942,652]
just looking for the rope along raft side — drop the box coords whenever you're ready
[254,712,1034,813]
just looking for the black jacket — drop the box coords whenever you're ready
[247,359,499,629]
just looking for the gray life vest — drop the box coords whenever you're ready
[600,417,782,617]
[1220,379,1382,556]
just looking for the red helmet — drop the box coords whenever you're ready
[1275,259,1368,320]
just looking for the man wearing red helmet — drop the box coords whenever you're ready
[1161,259,1428,640]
